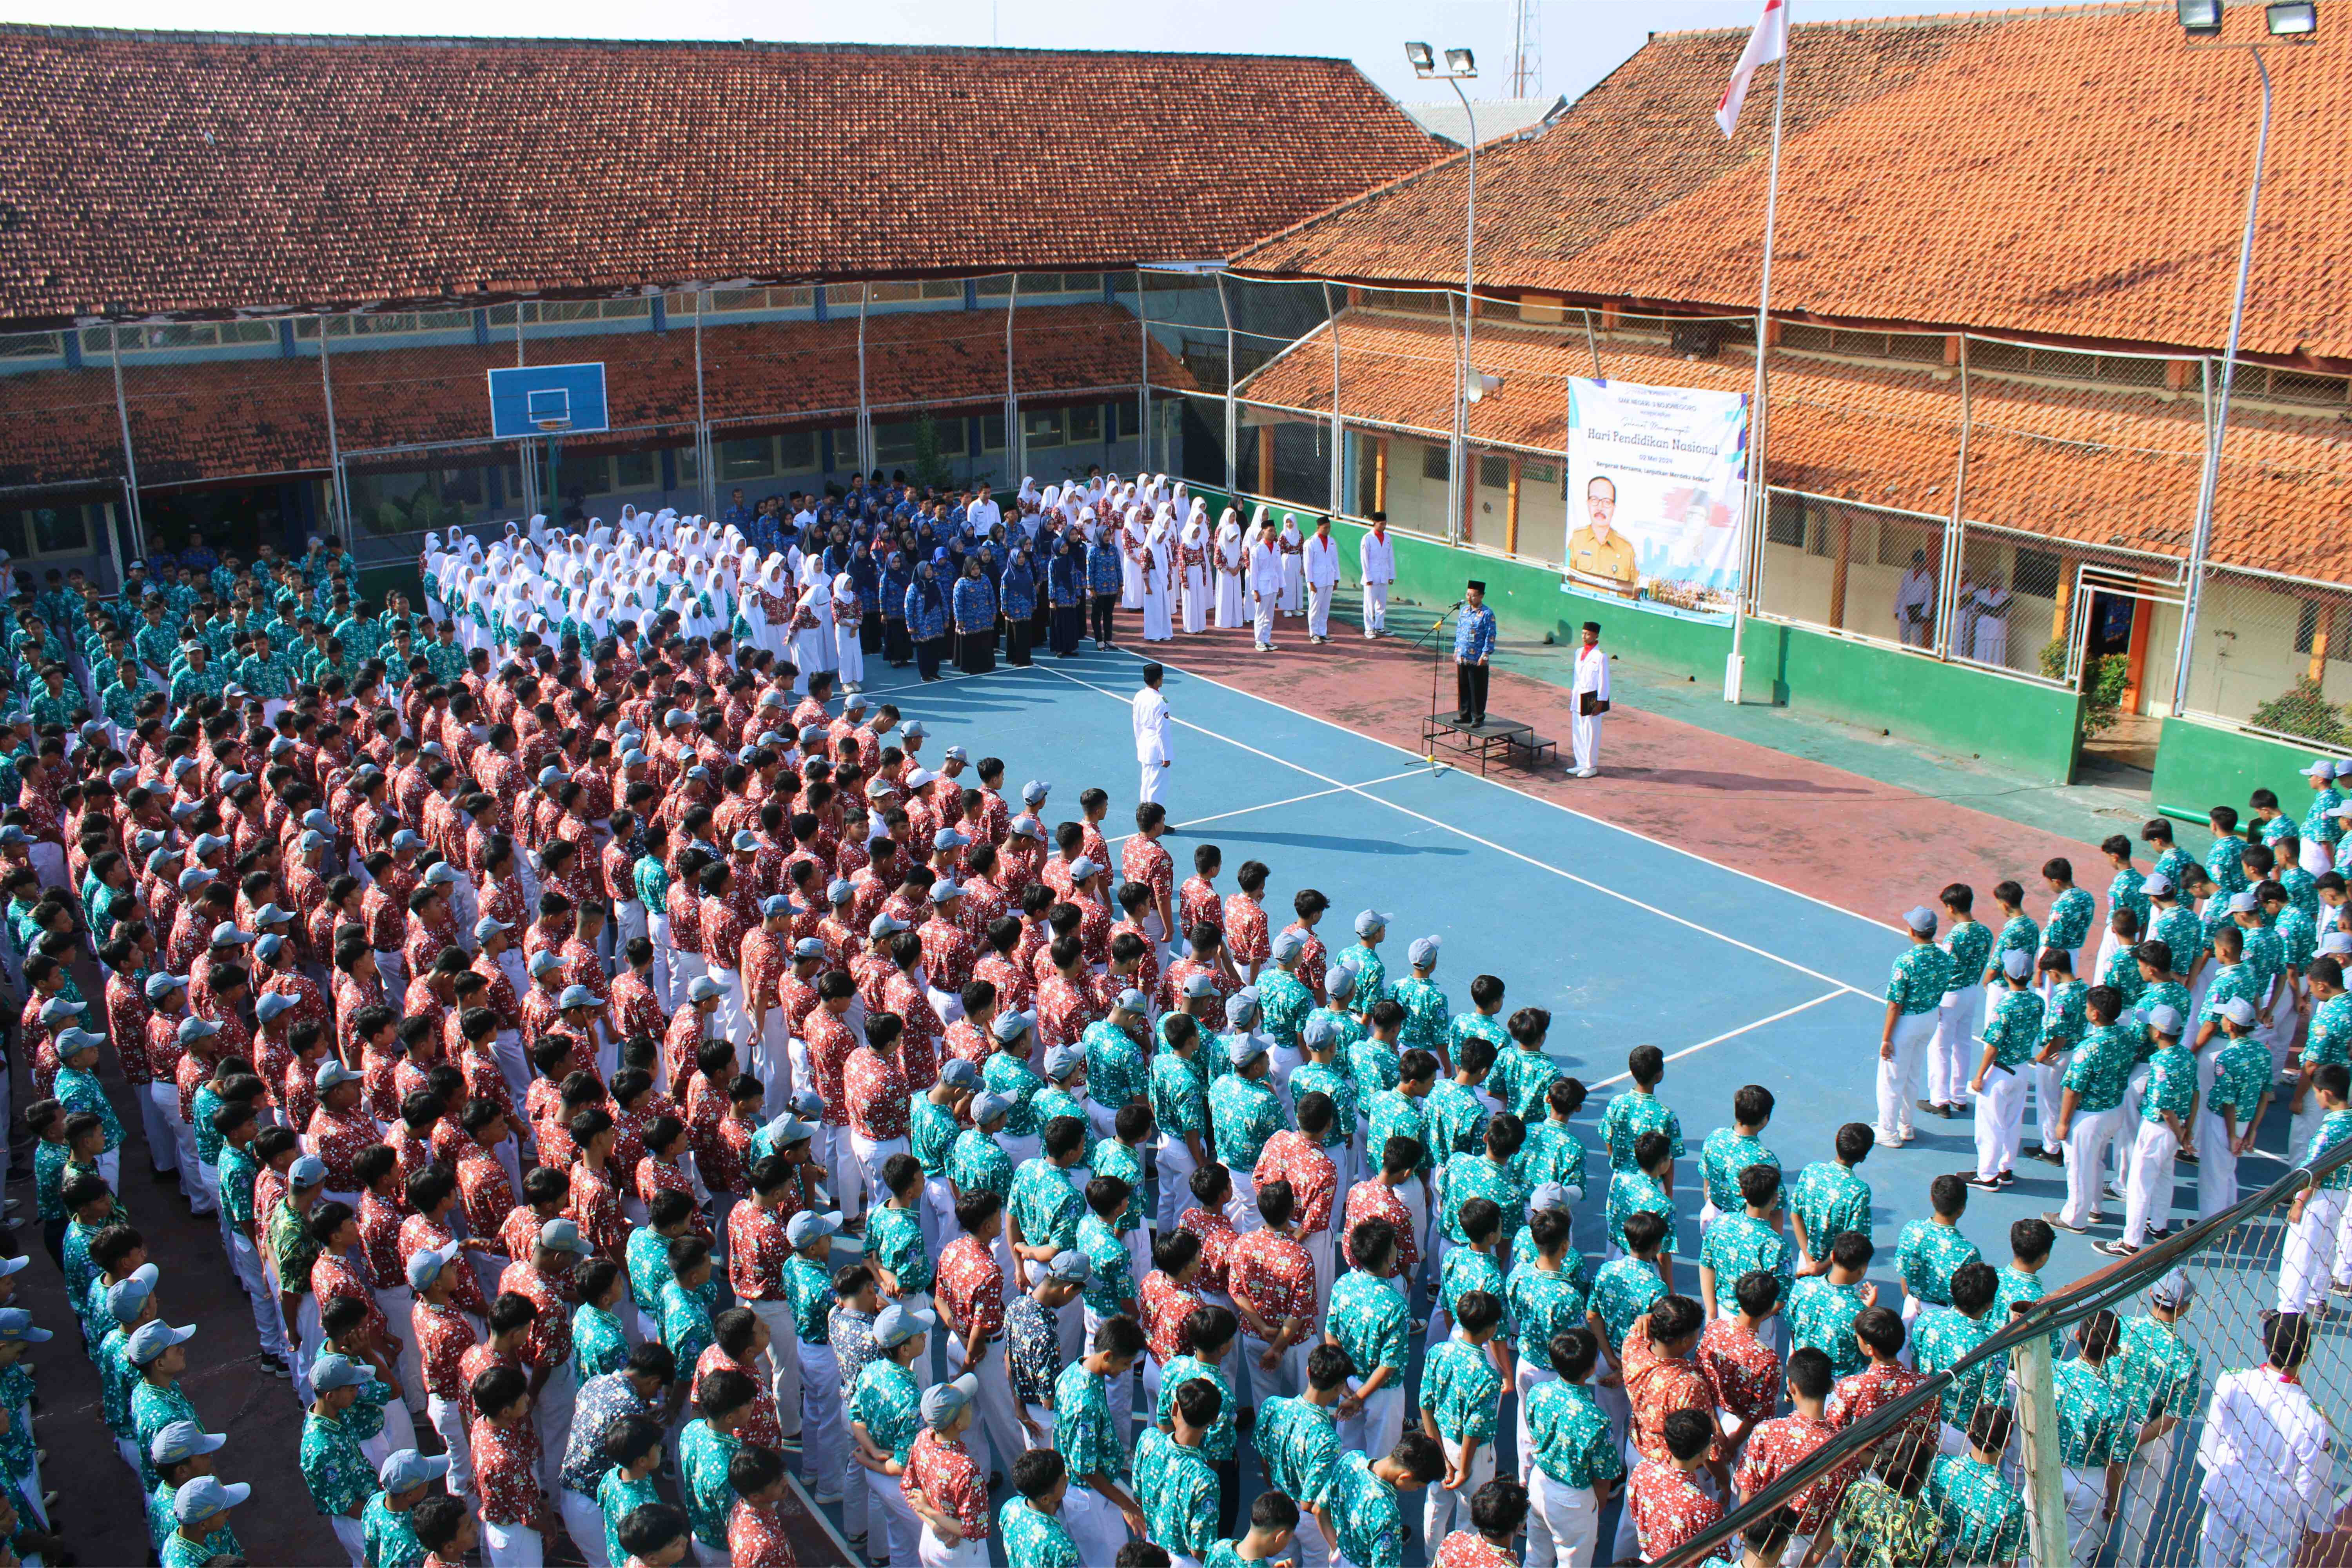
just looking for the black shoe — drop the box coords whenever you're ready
[1966,1174,2004,1192]
[2096,1239,2140,1258]
[2042,1210,2087,1234]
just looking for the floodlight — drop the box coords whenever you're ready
[1465,372,1503,404]
[2267,1,2318,34]
[1445,47,1477,75]
[2176,0,2224,34]
[1405,41,1436,73]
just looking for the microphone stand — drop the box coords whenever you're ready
[1410,601,1462,777]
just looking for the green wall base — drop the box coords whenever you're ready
[2153,715,2349,824]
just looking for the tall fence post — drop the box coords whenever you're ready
[1004,274,1021,488]
[2013,1328,2070,1566]
[693,289,714,519]
[1218,273,1238,492]
[1324,282,1344,514]
[856,283,873,482]
[1136,271,1152,479]
[1935,334,1971,660]
[318,314,347,536]
[106,326,145,559]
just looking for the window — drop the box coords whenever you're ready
[922,280,966,301]
[708,287,813,313]
[1024,410,1065,448]
[982,414,1007,451]
[0,332,59,360]
[874,422,922,465]
[1067,405,1102,444]
[675,445,700,483]
[564,456,615,496]
[1765,493,1806,548]
[613,450,655,490]
[976,276,1015,298]
[778,430,818,471]
[1477,455,1510,490]
[1521,461,1559,488]
[717,437,777,481]
[2294,601,2352,663]
[824,285,866,308]
[0,503,95,560]
[1421,443,1449,483]
[867,283,922,304]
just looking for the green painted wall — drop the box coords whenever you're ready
[2152,714,2348,820]
[1171,488,2090,782]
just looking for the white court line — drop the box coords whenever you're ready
[1031,661,1880,1002]
[1105,767,1433,848]
[784,1470,859,1566]
[1593,989,1858,1087]
[1047,642,1915,942]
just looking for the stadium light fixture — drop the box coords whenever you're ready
[2267,1,2318,35]
[1465,372,1504,404]
[1405,41,1436,74]
[1445,47,1477,75]
[2176,0,2223,34]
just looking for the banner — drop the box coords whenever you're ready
[1561,376,1749,623]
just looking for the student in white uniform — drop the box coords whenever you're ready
[1358,513,1396,638]
[1303,520,1341,644]
[1248,531,1285,652]
[1570,621,1610,779]
[2197,1310,2333,1568]
[1132,664,1172,807]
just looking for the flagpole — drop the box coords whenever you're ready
[1728,38,1787,705]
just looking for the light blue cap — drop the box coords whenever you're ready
[2144,1003,2185,1037]
[2001,948,2033,980]
[176,1016,220,1044]
[209,922,254,946]
[176,868,215,893]
[255,991,296,1024]
[56,1027,103,1056]
[733,830,760,852]
[873,1303,935,1347]
[992,1010,1034,1043]
[557,984,606,1011]
[787,1210,843,1249]
[148,1419,226,1467]
[1022,779,1050,803]
[940,1058,983,1091]
[538,1218,591,1255]
[425,864,459,886]
[1328,964,1358,1001]
[378,1449,450,1492]
[761,1112,813,1148]
[406,1241,461,1290]
[128,1319,196,1365]
[528,951,565,976]
[1902,906,1938,935]
[254,933,287,962]
[1009,815,1042,840]
[314,1058,362,1091]
[1042,1044,1085,1082]
[1227,1033,1268,1068]
[930,880,962,903]
[688,975,724,1002]
[827,878,855,904]
[253,903,294,926]
[1067,857,1100,882]
[922,1372,979,1428]
[1225,988,1260,1026]
[1409,935,1441,969]
[143,971,188,1002]
[299,829,328,852]
[310,1352,377,1392]
[391,829,426,851]
[762,894,796,918]
[1303,1016,1337,1051]
[36,998,78,1025]
[792,936,827,960]
[475,916,512,940]
[288,1154,328,1188]
[871,914,911,938]
[173,1475,250,1523]
[933,828,969,851]
[972,1091,1015,1125]
[1354,909,1390,937]
[1270,930,1306,964]
[192,833,231,857]
[1044,1250,1091,1284]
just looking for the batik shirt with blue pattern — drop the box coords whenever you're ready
[1391,976,1450,1060]
[1699,1127,1779,1215]
[1887,942,1955,1016]
[1896,1220,1982,1307]
[1597,1089,1682,1172]
[1787,1275,1871,1378]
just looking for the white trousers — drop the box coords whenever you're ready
[2062,1466,2108,1568]
[1972,1068,2025,1180]
[1341,1380,1406,1465]
[482,1515,546,1567]
[559,1486,609,1568]
[1363,581,1388,635]
[330,1512,368,1568]
[747,1300,802,1437]
[137,1080,179,1172]
[1140,759,1167,806]
[2281,1188,2348,1314]
[1254,596,1276,648]
[1931,984,1985,1107]
[2058,1107,2125,1229]
[1423,1438,1495,1545]
[428,1392,475,1500]
[918,1528,989,1568]
[535,1359,577,1499]
[946,1334,1025,1485]
[2120,1120,2178,1248]
[2202,1503,2302,1568]
[867,1463,924,1567]
[1156,1134,1198,1238]
[849,1132,911,1213]
[1570,713,1602,775]
[800,1340,848,1503]
[1525,1469,1602,1568]
[1875,1011,1941,1141]
[1307,581,1334,638]
[1062,1488,1129,1568]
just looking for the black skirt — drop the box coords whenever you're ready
[884,617,913,665]
[860,610,884,655]
[956,628,996,675]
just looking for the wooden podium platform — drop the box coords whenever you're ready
[1420,712,1558,775]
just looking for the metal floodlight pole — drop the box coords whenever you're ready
[2172,39,2278,715]
[1730,44,1788,704]
[1409,44,1480,547]
[107,325,145,559]
[317,314,345,535]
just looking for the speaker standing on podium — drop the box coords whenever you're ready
[1452,579,1496,727]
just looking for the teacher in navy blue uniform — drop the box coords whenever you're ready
[1454,579,1497,728]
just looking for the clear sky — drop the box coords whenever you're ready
[13,0,2083,105]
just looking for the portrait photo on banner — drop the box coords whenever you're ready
[1561,375,1750,623]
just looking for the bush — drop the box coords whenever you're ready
[2042,639,2129,740]
[2250,677,2352,746]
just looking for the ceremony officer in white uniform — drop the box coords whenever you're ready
[1133,662,1172,806]
[1358,512,1395,638]
[1570,620,1610,778]
[1303,519,1341,644]
[1249,530,1285,652]
[2197,1309,2332,1568]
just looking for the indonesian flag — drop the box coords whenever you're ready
[1715,0,1788,139]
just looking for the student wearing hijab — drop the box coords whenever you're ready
[882,551,915,668]
[999,543,1038,669]
[1214,507,1247,630]
[1179,504,1211,635]
[953,557,999,677]
[907,557,950,683]
[1047,535,1085,659]
[832,573,866,694]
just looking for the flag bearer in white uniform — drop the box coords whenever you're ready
[1303,520,1341,644]
[1248,533,1285,652]
[1358,514,1395,638]
[1965,949,2039,1188]
[2196,1309,2332,1568]
[1132,664,1171,808]
[1570,621,1609,779]
[1875,907,1956,1149]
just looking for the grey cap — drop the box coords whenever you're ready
[1354,909,1391,938]
[871,914,911,939]
[992,1010,1034,1044]
[2147,1268,2198,1309]
[37,998,80,1025]
[2227,890,2260,914]
[828,878,855,904]
[1042,1044,1086,1082]
[1528,1181,1574,1214]
[528,950,565,977]
[55,1027,103,1058]
[2308,759,2339,778]
[939,1058,983,1091]
[148,1419,227,1467]
[288,1153,328,1189]
[176,1016,219,1045]
[255,990,296,1024]
[1302,1016,1337,1051]
[873,1302,936,1348]
[798,725,827,746]
[787,1210,844,1249]
[303,809,334,832]
[1009,815,1043,840]
[2001,948,2033,980]
[943,744,969,764]
[2144,1003,2185,1038]
[314,1058,362,1091]
[2337,759,2352,779]
[1067,856,1101,882]
[1225,989,1260,1027]
[1902,906,1938,935]
[173,1475,251,1523]
[109,1266,162,1328]
[688,975,725,1003]
[310,1352,377,1392]
[2141,872,2174,896]
[475,915,512,941]
[792,936,828,960]
[378,1449,451,1493]
[558,984,606,1011]
[2324,932,2352,958]
[1270,929,1306,964]
[1021,779,1050,803]
[972,1091,1015,1125]
[1328,964,1357,1001]
[1043,1250,1092,1285]
[1227,1033,1268,1068]
[423,864,459,887]
[761,1112,813,1148]
[537,1218,591,1256]
[1182,972,1220,1000]
[254,934,288,963]
[2221,995,2259,1027]
[921,1372,979,1429]
[128,1319,197,1365]
[406,1241,462,1290]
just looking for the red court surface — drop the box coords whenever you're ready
[1144,625,2096,929]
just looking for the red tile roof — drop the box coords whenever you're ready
[1240,308,2352,580]
[0,28,1437,327]
[0,303,1187,488]
[1234,4,2352,365]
